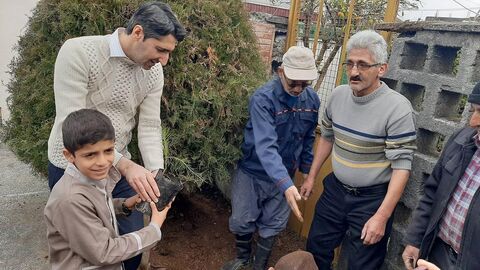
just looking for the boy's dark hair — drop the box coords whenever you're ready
[62,109,115,154]
[126,1,187,42]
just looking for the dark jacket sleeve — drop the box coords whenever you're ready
[404,131,459,247]
[299,122,317,174]
[250,94,293,193]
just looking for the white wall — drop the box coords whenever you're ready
[0,0,39,123]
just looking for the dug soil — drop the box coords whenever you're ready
[149,188,307,270]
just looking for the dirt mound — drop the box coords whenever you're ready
[149,191,307,270]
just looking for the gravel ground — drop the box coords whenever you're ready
[0,143,49,270]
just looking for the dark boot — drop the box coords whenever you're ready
[252,236,276,270]
[221,233,253,270]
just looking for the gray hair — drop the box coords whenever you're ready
[126,2,186,42]
[346,30,388,63]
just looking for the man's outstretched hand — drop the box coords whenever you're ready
[284,186,303,222]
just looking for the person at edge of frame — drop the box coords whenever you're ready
[402,81,480,270]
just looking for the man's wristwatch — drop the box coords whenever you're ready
[122,199,132,216]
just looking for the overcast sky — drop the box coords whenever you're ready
[402,0,480,20]
[245,0,480,20]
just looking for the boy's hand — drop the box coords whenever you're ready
[150,200,173,228]
[123,195,141,210]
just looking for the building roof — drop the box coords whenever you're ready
[244,2,290,18]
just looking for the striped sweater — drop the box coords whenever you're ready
[321,82,416,187]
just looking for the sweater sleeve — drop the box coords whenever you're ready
[53,39,89,118]
[384,103,417,170]
[137,66,164,171]
[320,96,334,141]
[52,194,161,266]
[49,38,125,168]
[48,40,91,164]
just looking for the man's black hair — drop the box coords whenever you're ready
[126,1,187,42]
[62,109,115,155]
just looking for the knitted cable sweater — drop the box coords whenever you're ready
[48,32,164,171]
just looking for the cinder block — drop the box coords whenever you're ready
[434,89,468,122]
[399,82,425,112]
[400,42,428,71]
[471,51,480,83]
[384,224,408,270]
[378,22,480,270]
[429,45,461,76]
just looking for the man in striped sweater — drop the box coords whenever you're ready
[304,30,416,269]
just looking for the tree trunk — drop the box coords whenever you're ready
[315,41,329,67]
[303,14,313,47]
[314,44,341,91]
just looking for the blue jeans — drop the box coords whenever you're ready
[228,168,290,238]
[306,173,393,270]
[48,162,143,270]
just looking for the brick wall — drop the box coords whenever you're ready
[243,2,317,20]
[244,2,289,17]
[251,21,275,73]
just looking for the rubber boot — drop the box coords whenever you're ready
[221,233,253,270]
[252,236,276,270]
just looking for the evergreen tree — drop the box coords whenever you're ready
[4,0,267,189]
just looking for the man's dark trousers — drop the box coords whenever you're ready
[48,162,143,270]
[428,237,458,270]
[306,173,393,270]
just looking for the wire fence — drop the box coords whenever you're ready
[304,4,480,117]
[296,38,341,117]
[315,45,341,115]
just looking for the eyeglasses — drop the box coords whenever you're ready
[342,62,382,71]
[284,76,313,89]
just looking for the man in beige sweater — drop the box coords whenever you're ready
[46,2,186,269]
[45,109,171,270]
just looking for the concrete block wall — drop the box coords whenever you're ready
[376,22,480,270]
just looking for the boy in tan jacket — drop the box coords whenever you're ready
[44,109,171,270]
